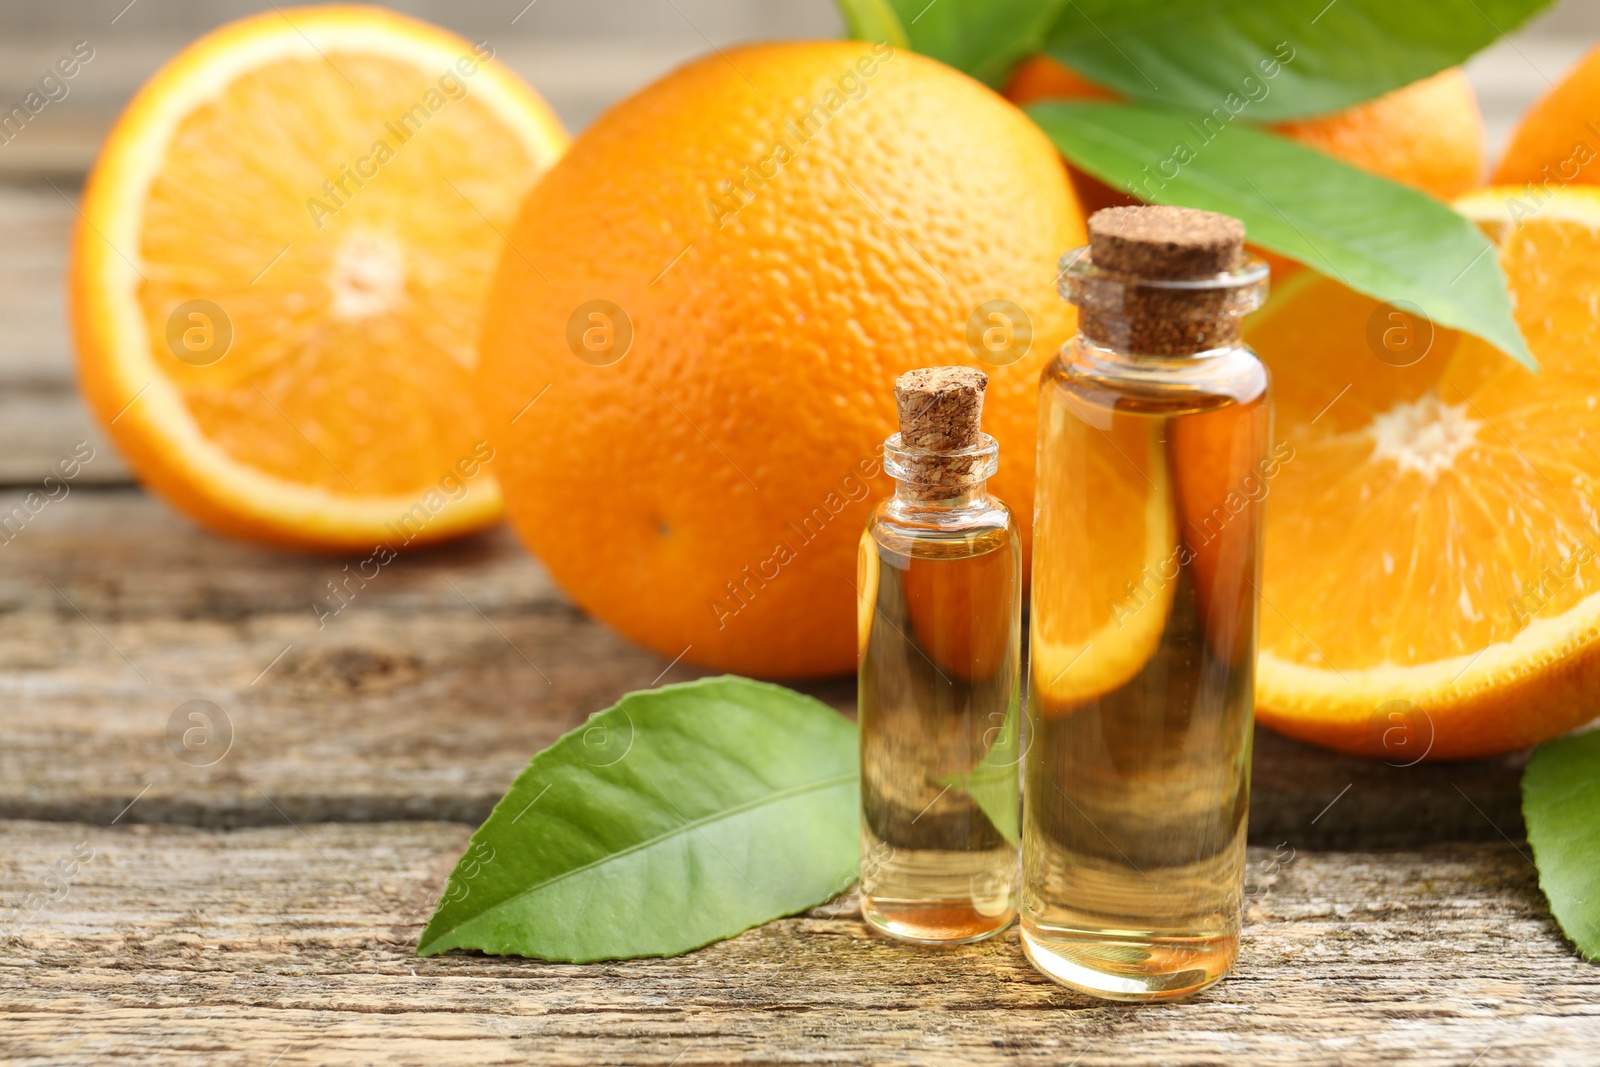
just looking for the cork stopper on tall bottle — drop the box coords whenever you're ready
[891,367,991,501]
[1077,205,1253,355]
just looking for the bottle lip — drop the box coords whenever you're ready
[1057,244,1270,301]
[883,431,999,484]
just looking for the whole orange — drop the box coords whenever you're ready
[478,42,1084,678]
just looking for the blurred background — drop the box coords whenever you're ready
[3,0,1599,487]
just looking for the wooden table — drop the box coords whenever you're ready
[4,31,1600,1066]
[4,486,1598,1066]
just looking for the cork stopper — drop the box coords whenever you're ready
[894,366,986,450]
[1075,205,1256,355]
[1087,205,1245,279]
[889,367,994,502]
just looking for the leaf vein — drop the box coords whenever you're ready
[423,770,858,950]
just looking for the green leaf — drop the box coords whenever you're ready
[835,0,910,49]
[1027,102,1536,370]
[844,0,1068,86]
[1523,731,1600,961]
[1046,0,1556,121]
[940,689,1021,845]
[418,676,859,961]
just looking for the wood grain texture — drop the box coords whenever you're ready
[2,821,1596,1067]
[0,489,1531,848]
[0,184,133,487]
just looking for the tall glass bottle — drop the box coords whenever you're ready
[1023,206,1271,1000]
[858,367,1023,944]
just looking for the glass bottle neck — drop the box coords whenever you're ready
[880,431,1001,515]
[1062,332,1267,397]
[889,478,994,513]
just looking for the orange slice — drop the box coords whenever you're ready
[1031,385,1176,712]
[1245,187,1600,759]
[72,5,567,548]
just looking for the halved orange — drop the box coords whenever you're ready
[72,5,567,548]
[1246,187,1600,759]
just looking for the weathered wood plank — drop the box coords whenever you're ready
[0,186,74,383]
[0,184,134,486]
[0,387,129,486]
[1,821,1595,1066]
[0,485,848,827]
[0,489,1534,847]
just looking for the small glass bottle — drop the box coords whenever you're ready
[857,367,1023,944]
[1023,206,1270,1000]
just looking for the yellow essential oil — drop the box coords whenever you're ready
[1024,206,1271,999]
[858,367,1022,944]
